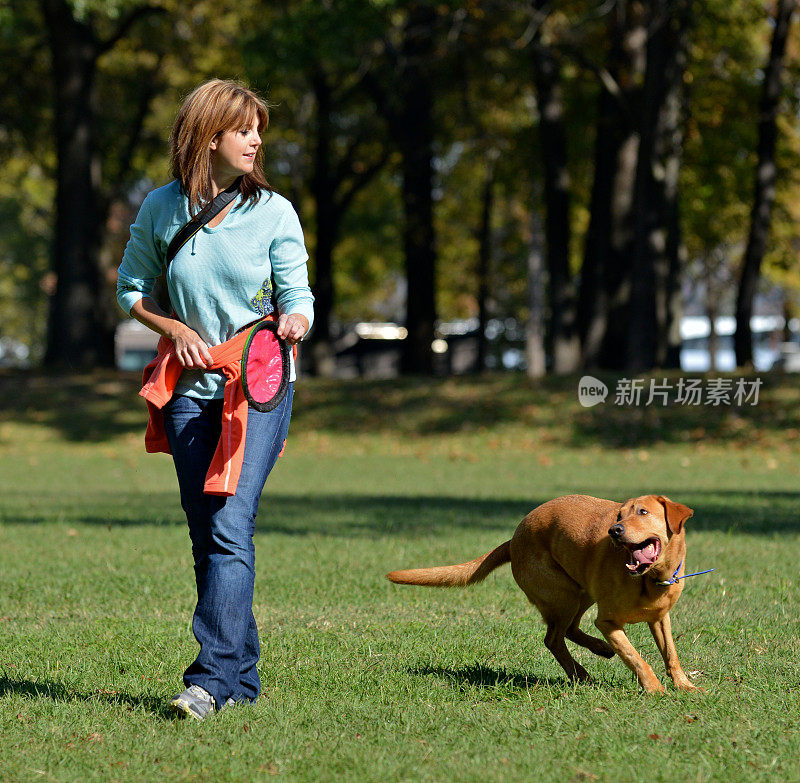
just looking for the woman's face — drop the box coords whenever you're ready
[209,116,262,184]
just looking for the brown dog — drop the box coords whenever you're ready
[387,494,699,693]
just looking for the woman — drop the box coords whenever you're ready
[117,79,313,719]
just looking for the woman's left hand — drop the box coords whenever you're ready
[277,312,310,345]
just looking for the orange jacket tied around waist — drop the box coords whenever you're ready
[140,328,276,497]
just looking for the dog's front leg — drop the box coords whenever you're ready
[595,618,665,693]
[648,613,697,691]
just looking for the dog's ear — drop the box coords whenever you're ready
[656,496,693,534]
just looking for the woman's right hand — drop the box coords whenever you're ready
[169,323,213,369]
[129,297,213,368]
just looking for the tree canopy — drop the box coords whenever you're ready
[2,0,798,371]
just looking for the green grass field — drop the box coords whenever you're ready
[0,369,798,782]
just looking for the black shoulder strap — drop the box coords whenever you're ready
[165,178,242,265]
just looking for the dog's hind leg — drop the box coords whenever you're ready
[566,599,615,659]
[542,611,591,682]
[532,586,593,681]
[514,554,592,682]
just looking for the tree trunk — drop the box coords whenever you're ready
[41,0,111,367]
[734,0,796,368]
[475,153,497,374]
[361,5,439,374]
[707,310,718,373]
[599,3,647,371]
[41,0,162,368]
[309,68,338,377]
[397,5,438,375]
[579,1,647,370]
[661,194,686,369]
[530,17,580,374]
[628,0,692,371]
[661,19,690,373]
[398,130,437,374]
[526,190,547,379]
[578,82,617,366]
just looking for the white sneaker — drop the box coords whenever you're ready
[169,685,216,720]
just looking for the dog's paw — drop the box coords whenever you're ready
[642,680,666,694]
[569,665,592,683]
[675,682,705,693]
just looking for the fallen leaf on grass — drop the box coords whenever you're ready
[67,732,103,748]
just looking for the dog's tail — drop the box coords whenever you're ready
[386,541,511,587]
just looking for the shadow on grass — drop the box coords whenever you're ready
[3,369,800,448]
[4,489,798,536]
[257,490,800,537]
[292,372,800,448]
[0,491,538,536]
[0,676,172,718]
[0,370,145,443]
[410,664,566,691]
[568,377,800,448]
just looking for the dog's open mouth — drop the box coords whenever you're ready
[624,538,661,574]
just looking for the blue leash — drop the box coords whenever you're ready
[656,558,715,586]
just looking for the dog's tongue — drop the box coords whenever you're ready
[631,541,658,566]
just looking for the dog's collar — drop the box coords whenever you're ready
[653,558,715,586]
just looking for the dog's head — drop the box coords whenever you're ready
[607,495,693,577]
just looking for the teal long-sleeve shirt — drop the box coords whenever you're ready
[117,181,314,399]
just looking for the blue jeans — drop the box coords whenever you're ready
[162,384,293,708]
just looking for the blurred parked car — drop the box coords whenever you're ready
[0,337,31,368]
[115,319,159,371]
[679,315,790,372]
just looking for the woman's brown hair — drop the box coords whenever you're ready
[170,79,272,215]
